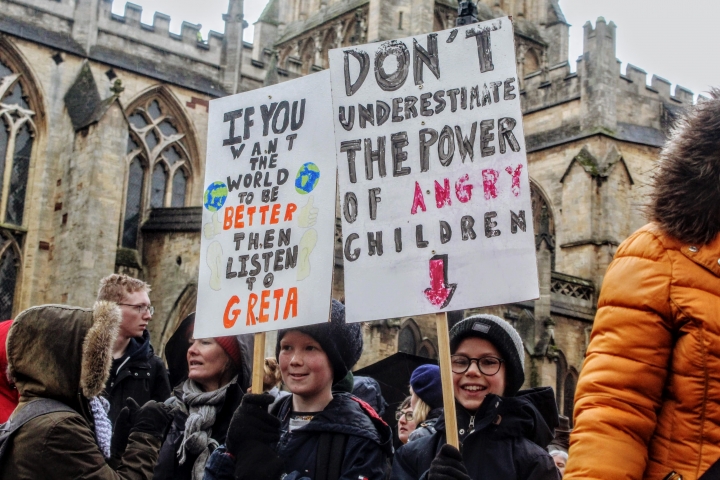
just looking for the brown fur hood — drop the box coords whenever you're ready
[6,302,121,410]
[649,90,720,245]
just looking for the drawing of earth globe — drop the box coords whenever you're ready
[203,181,228,212]
[295,162,320,195]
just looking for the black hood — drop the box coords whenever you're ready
[435,386,558,449]
[125,329,152,361]
[164,314,194,388]
[494,387,558,447]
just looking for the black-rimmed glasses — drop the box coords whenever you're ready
[395,410,414,422]
[118,303,154,316]
[451,355,504,375]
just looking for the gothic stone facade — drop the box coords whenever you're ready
[0,0,696,420]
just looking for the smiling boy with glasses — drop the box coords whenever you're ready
[391,314,560,480]
[97,273,171,424]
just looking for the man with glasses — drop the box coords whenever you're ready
[97,273,171,424]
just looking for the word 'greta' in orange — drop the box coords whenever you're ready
[223,203,297,230]
[223,287,298,328]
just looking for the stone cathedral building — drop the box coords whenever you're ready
[0,0,697,418]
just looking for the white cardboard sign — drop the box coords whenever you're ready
[195,71,337,338]
[329,18,539,323]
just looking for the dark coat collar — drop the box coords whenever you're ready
[434,387,558,448]
[276,393,393,455]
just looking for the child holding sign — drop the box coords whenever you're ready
[391,315,560,480]
[204,300,393,480]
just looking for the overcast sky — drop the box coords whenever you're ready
[112,0,718,97]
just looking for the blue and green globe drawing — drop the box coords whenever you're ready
[295,162,320,195]
[203,181,228,212]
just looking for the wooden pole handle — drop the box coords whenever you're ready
[436,312,459,449]
[251,332,266,394]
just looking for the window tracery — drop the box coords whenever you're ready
[122,96,191,249]
[0,59,35,227]
[0,53,36,318]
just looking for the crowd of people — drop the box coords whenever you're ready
[0,89,719,480]
[0,273,563,479]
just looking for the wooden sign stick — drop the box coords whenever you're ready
[251,332,267,394]
[436,312,459,449]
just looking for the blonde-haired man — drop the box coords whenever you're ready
[98,274,171,424]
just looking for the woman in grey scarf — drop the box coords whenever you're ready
[154,313,253,480]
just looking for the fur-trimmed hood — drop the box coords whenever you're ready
[650,90,720,245]
[6,302,121,411]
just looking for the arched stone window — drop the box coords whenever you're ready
[0,58,36,228]
[0,232,20,319]
[122,157,144,249]
[122,95,192,249]
[418,339,437,359]
[563,370,578,425]
[531,181,555,270]
[398,318,421,355]
[157,284,197,357]
[524,48,540,74]
[0,46,39,318]
[398,325,416,354]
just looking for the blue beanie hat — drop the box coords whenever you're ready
[410,364,443,409]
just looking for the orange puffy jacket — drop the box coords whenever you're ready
[565,224,720,479]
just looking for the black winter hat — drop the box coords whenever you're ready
[449,314,525,396]
[276,300,363,382]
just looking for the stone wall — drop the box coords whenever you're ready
[3,33,216,312]
[141,229,202,354]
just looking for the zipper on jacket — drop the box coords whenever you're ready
[116,356,131,375]
[469,414,475,431]
[663,472,682,480]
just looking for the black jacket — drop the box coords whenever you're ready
[391,387,560,480]
[408,407,442,442]
[103,330,171,425]
[274,393,394,480]
[153,381,243,480]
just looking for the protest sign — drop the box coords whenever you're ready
[195,71,337,340]
[329,17,539,324]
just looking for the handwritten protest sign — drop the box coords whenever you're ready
[329,17,539,323]
[195,71,336,339]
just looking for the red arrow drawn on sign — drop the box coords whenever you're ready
[424,254,457,309]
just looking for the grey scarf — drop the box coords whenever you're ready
[169,376,237,480]
[89,396,112,459]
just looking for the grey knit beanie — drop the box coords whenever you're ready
[449,314,525,396]
[276,300,363,382]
